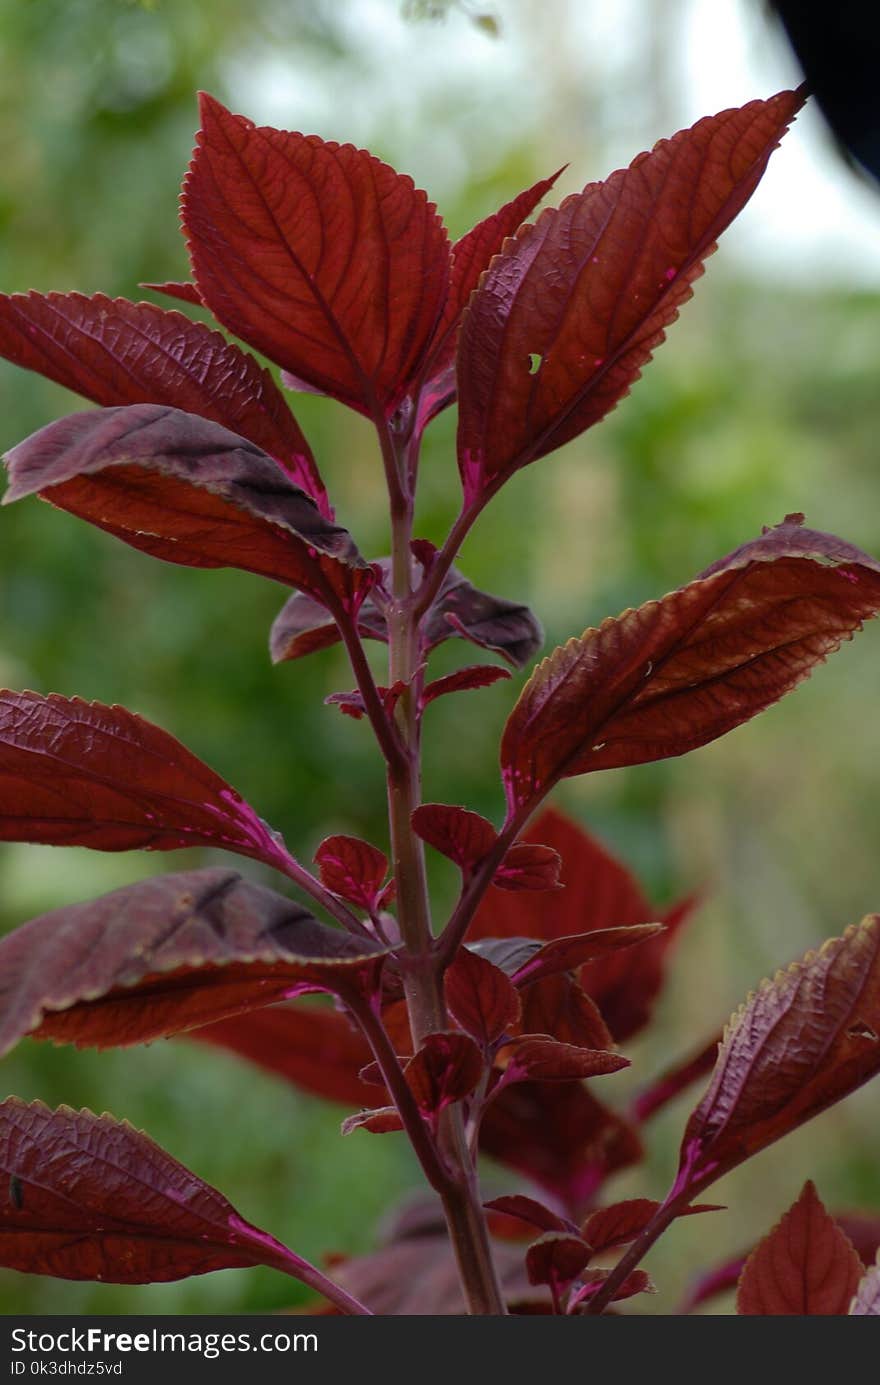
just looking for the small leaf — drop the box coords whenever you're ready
[497,1036,628,1083]
[404,1032,484,1116]
[189,1002,375,1107]
[494,842,562,892]
[0,291,329,513]
[445,946,521,1046]
[315,834,392,912]
[851,1255,880,1316]
[183,94,449,418]
[0,869,389,1053]
[3,404,371,607]
[737,1182,863,1315]
[0,1098,311,1283]
[511,924,664,988]
[0,690,288,869]
[412,803,559,891]
[483,1195,573,1237]
[422,664,511,707]
[502,521,880,811]
[675,916,880,1198]
[341,1107,404,1136]
[525,1232,592,1289]
[457,90,804,497]
[582,1199,722,1253]
[429,567,543,669]
[142,280,203,306]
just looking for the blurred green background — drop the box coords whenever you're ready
[2,0,880,1315]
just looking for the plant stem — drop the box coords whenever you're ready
[378,418,507,1315]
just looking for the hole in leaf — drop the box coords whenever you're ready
[527,353,542,375]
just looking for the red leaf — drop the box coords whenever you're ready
[582,1199,721,1253]
[188,1003,375,1107]
[142,280,203,306]
[0,1098,313,1284]
[469,807,691,1041]
[675,916,880,1199]
[445,946,521,1046]
[457,90,804,498]
[494,842,562,892]
[525,1232,592,1290]
[737,1182,863,1315]
[0,868,389,1053]
[422,664,511,707]
[511,924,664,988]
[0,292,329,514]
[483,1195,573,1237]
[480,1081,642,1214]
[3,404,371,608]
[502,519,880,812]
[404,1032,484,1116]
[0,690,290,868]
[341,1107,404,1136]
[497,1036,628,1083]
[183,94,449,418]
[412,803,496,869]
[518,974,614,1051]
[314,834,392,912]
[416,170,563,426]
[851,1257,880,1316]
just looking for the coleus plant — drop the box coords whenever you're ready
[0,85,879,1317]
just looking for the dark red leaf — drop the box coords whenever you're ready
[429,567,543,668]
[675,916,880,1199]
[501,519,880,811]
[422,664,511,707]
[141,280,203,306]
[3,404,371,607]
[270,588,387,664]
[188,1003,375,1107]
[511,924,664,988]
[737,1182,863,1315]
[525,1232,592,1289]
[314,834,392,912]
[851,1258,880,1315]
[457,90,804,498]
[416,170,563,426]
[483,1196,573,1237]
[0,868,389,1053]
[480,1081,642,1214]
[631,1032,722,1123]
[0,1098,313,1284]
[470,807,692,1042]
[340,1107,404,1136]
[183,94,449,418]
[444,946,521,1046]
[0,690,290,869]
[498,1036,628,1083]
[0,292,329,513]
[404,1032,484,1117]
[582,1198,721,1253]
[412,803,496,869]
[494,842,561,892]
[518,974,614,1051]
